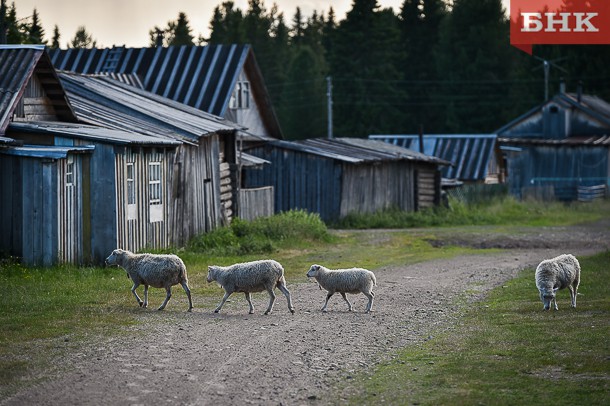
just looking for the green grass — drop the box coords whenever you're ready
[335,197,610,229]
[348,251,610,405]
[1,200,609,399]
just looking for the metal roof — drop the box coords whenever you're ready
[370,134,496,181]
[48,45,283,139]
[496,92,610,136]
[8,121,181,146]
[57,71,242,143]
[0,45,76,136]
[263,138,450,165]
[0,144,94,159]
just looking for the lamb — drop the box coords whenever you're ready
[105,249,193,312]
[206,259,295,315]
[535,253,581,311]
[306,264,377,313]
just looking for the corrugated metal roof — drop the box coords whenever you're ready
[8,121,181,146]
[263,138,450,165]
[370,134,496,181]
[0,45,76,136]
[0,144,94,159]
[57,71,242,143]
[48,45,283,139]
[50,45,247,115]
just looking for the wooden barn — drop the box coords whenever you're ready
[56,71,244,247]
[0,45,244,265]
[497,87,610,201]
[243,138,449,223]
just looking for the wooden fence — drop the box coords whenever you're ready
[239,187,274,221]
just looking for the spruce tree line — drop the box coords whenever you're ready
[3,0,610,139]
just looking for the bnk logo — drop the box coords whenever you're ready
[510,0,610,54]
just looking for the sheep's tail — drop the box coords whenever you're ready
[371,272,377,286]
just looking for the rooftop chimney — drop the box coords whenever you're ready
[155,28,164,47]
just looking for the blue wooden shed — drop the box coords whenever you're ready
[243,138,449,223]
[497,90,610,200]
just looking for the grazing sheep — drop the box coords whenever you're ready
[306,264,377,313]
[206,259,295,315]
[535,254,581,311]
[105,249,193,312]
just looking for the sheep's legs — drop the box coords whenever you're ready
[569,285,577,308]
[214,291,232,313]
[321,292,334,312]
[181,281,193,312]
[364,291,375,313]
[277,280,295,314]
[131,283,144,307]
[264,289,276,315]
[245,292,254,314]
[143,285,149,308]
[158,287,172,311]
[552,296,559,311]
[340,292,353,311]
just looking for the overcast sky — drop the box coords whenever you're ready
[16,0,510,48]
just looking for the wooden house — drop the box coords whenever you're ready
[496,89,610,201]
[0,45,243,266]
[369,134,503,184]
[48,44,283,141]
[56,71,244,247]
[243,138,449,223]
[0,45,185,265]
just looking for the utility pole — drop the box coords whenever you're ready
[326,76,333,139]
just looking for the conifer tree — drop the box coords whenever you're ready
[50,24,60,48]
[208,1,246,43]
[69,26,96,48]
[25,7,45,44]
[329,0,403,136]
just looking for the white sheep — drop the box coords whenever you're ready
[535,253,581,311]
[105,249,193,312]
[306,264,377,313]
[206,259,295,315]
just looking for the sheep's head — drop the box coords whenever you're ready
[206,266,218,283]
[306,264,322,279]
[105,249,128,267]
[539,287,559,310]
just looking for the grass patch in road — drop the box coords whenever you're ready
[348,251,610,405]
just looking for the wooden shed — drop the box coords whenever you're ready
[243,138,449,223]
[0,45,244,265]
[56,71,244,247]
[2,122,181,266]
[497,89,610,201]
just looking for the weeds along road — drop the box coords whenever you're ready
[3,222,610,405]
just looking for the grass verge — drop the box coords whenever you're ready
[348,251,610,405]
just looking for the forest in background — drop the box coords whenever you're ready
[3,0,610,140]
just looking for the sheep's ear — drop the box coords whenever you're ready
[553,287,559,292]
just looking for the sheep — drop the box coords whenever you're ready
[535,253,581,311]
[306,264,377,313]
[206,259,295,315]
[105,249,193,312]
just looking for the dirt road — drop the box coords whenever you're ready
[4,223,610,405]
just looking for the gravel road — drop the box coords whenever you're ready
[4,222,609,406]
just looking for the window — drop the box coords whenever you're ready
[148,160,163,222]
[126,160,137,220]
[230,81,250,109]
[66,158,74,186]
